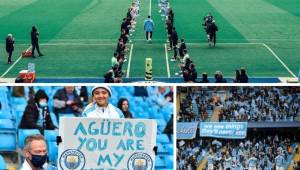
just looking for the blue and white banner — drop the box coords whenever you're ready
[200,122,247,139]
[58,118,157,170]
[177,122,198,139]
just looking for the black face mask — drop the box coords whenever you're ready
[30,154,48,168]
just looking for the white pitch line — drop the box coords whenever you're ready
[262,43,297,78]
[149,0,152,16]
[1,46,31,78]
[126,44,134,78]
[164,44,170,78]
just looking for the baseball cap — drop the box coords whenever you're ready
[92,86,112,96]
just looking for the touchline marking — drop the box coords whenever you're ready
[1,46,31,78]
[126,44,134,78]
[164,44,170,78]
[262,43,297,78]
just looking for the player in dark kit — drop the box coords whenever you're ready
[203,13,214,43]
[31,26,43,58]
[170,27,178,61]
[207,21,218,47]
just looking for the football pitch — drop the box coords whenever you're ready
[0,0,299,82]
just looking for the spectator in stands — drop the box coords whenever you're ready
[5,33,14,64]
[31,26,43,58]
[215,71,226,83]
[275,149,285,170]
[117,98,133,118]
[164,86,173,103]
[144,16,154,42]
[104,69,114,83]
[79,86,89,104]
[82,86,124,118]
[183,63,197,83]
[234,69,241,83]
[21,134,54,170]
[19,90,56,134]
[200,72,209,83]
[240,67,248,83]
[12,86,25,97]
[53,86,83,118]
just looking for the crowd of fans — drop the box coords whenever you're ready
[177,132,300,170]
[178,86,300,122]
[103,0,140,83]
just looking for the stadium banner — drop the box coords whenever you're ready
[58,118,157,170]
[177,122,198,139]
[199,122,247,139]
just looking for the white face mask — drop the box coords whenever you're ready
[39,101,47,108]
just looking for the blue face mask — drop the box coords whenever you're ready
[39,101,47,108]
[30,154,48,168]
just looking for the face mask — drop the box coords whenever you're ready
[39,101,47,108]
[30,154,48,168]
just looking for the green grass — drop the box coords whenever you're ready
[0,0,299,79]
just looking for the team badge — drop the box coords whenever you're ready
[59,149,85,170]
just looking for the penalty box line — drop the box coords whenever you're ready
[188,42,296,78]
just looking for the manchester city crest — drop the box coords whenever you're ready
[127,152,154,170]
[59,149,85,170]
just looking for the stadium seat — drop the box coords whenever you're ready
[13,111,24,127]
[44,130,58,142]
[50,112,58,128]
[155,156,165,169]
[157,119,167,134]
[163,155,173,168]
[0,119,16,151]
[18,129,40,149]
[47,141,58,165]
[156,142,167,155]
[157,134,170,144]
[0,110,13,120]
[165,144,173,155]
[0,155,6,169]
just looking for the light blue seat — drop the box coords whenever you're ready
[44,130,58,142]
[50,112,58,128]
[0,155,7,169]
[157,134,169,144]
[163,155,173,168]
[47,141,58,165]
[0,119,16,151]
[18,129,40,149]
[155,156,165,169]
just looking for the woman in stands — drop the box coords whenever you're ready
[117,98,133,118]
[19,90,57,134]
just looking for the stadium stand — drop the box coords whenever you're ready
[178,86,300,122]
[0,86,173,169]
[177,86,300,170]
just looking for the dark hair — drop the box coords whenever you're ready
[34,90,49,104]
[148,15,151,18]
[32,26,37,32]
[117,98,129,110]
